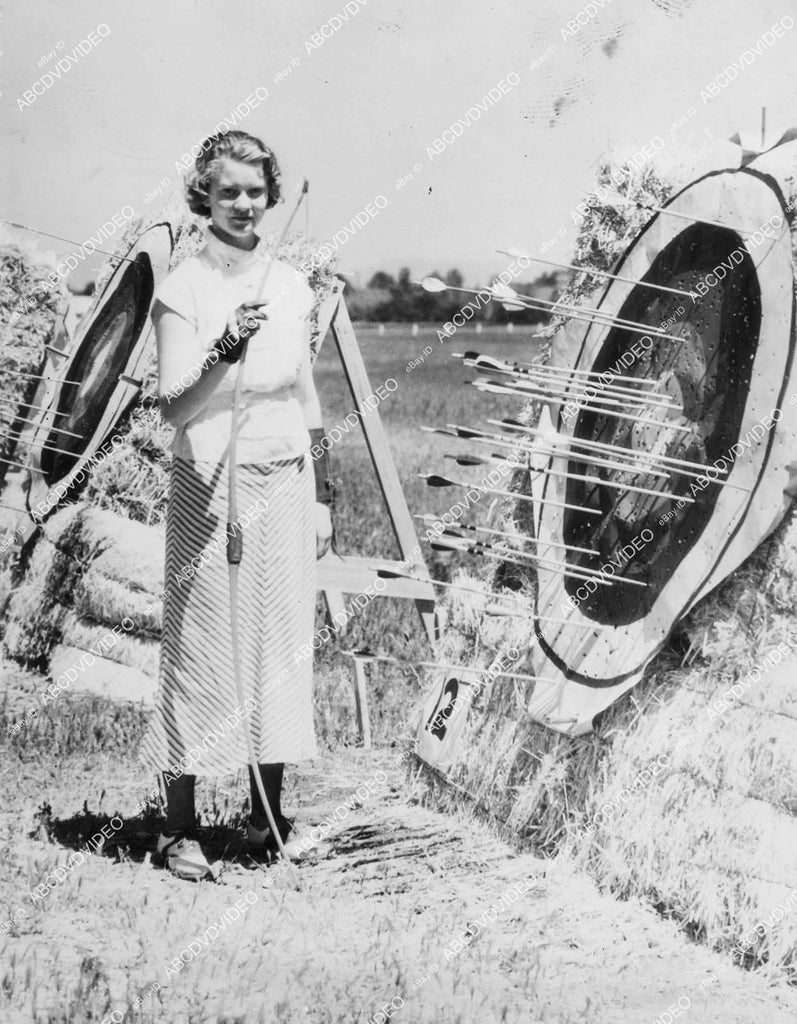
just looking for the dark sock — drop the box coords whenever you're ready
[248,763,284,825]
[163,772,197,833]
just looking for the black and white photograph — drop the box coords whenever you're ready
[1,2,797,1021]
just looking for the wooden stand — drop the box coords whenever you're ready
[314,282,437,745]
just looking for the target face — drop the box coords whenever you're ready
[527,163,795,733]
[27,222,173,515]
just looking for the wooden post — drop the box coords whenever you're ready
[351,658,372,750]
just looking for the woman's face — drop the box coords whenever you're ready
[207,157,268,248]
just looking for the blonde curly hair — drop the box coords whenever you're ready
[184,130,282,216]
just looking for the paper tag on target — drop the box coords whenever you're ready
[416,669,480,767]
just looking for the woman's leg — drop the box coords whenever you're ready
[158,773,212,880]
[163,773,197,833]
[248,762,284,827]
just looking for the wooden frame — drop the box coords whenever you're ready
[313,282,437,743]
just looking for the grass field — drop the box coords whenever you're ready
[313,322,543,554]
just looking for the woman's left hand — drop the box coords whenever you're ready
[315,503,332,559]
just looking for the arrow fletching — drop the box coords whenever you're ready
[471,354,507,373]
[449,425,486,439]
[490,280,525,311]
[421,474,454,488]
[451,454,485,466]
[419,276,447,293]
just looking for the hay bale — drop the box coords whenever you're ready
[2,505,83,666]
[0,243,67,478]
[72,569,162,639]
[49,643,155,704]
[57,610,158,678]
[73,505,164,596]
[2,502,163,665]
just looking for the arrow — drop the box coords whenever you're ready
[472,378,694,434]
[413,512,600,556]
[446,451,694,505]
[343,649,559,685]
[498,247,695,299]
[429,533,633,586]
[418,277,685,343]
[419,471,603,516]
[372,566,597,631]
[457,352,677,409]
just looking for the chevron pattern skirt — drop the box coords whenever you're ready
[139,454,318,776]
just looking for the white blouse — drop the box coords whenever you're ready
[153,228,314,464]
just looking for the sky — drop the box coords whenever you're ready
[2,0,797,287]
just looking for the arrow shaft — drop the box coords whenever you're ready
[475,379,693,433]
[495,421,736,479]
[0,455,45,474]
[415,512,599,556]
[492,368,674,408]
[609,195,754,236]
[462,357,673,405]
[506,292,684,343]
[449,449,692,504]
[0,430,77,458]
[347,651,557,684]
[439,282,681,342]
[0,367,82,387]
[497,249,694,299]
[420,472,603,516]
[372,566,598,631]
[474,428,670,479]
[0,394,73,420]
[481,373,681,413]
[434,533,631,586]
[518,359,661,388]
[1,220,139,264]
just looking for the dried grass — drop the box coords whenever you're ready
[0,243,67,476]
[1,505,84,666]
[57,609,159,677]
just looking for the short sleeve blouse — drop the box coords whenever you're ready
[154,229,315,465]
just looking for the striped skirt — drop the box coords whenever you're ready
[139,454,318,776]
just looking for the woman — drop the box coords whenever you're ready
[139,130,333,880]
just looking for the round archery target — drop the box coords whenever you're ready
[26,222,173,516]
[526,166,795,733]
[562,219,763,627]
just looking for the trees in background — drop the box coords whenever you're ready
[343,266,566,324]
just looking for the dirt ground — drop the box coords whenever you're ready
[1,656,797,1024]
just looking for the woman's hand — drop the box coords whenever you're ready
[315,503,332,559]
[214,301,269,363]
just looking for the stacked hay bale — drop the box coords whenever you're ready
[571,513,797,980]
[0,243,67,487]
[414,151,797,979]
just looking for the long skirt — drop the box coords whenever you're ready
[138,453,318,776]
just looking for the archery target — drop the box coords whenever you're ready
[26,222,173,518]
[527,164,795,734]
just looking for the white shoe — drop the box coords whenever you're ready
[156,831,214,881]
[245,818,329,862]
